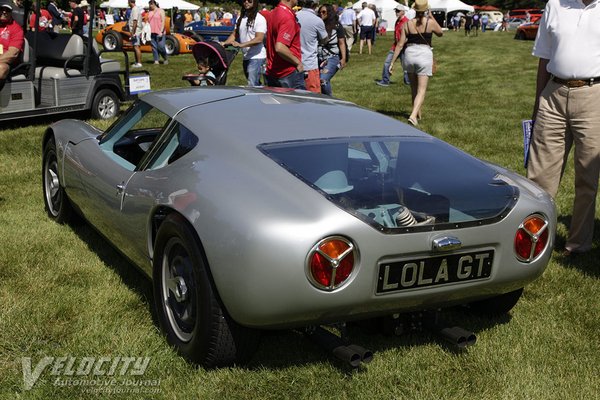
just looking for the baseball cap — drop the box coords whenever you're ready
[0,0,13,10]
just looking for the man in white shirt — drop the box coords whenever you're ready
[339,2,356,50]
[527,0,600,257]
[128,0,143,67]
[357,1,375,55]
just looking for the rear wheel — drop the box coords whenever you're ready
[153,214,259,367]
[515,30,526,40]
[42,139,73,223]
[165,35,180,55]
[103,31,123,51]
[191,34,203,42]
[91,89,119,120]
[468,288,524,316]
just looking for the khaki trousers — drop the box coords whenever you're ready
[343,25,355,50]
[527,80,600,252]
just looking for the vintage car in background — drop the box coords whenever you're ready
[42,87,556,367]
[183,20,235,42]
[514,20,540,40]
[508,8,543,22]
[95,20,196,55]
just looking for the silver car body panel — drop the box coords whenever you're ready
[49,87,556,329]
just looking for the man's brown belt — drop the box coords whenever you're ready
[552,76,600,88]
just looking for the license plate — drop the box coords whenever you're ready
[376,250,494,294]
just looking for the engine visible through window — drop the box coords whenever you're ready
[260,136,518,233]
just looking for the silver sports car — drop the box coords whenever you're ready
[42,87,555,367]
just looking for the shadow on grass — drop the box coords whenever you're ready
[554,216,600,279]
[69,222,158,324]
[375,108,411,120]
[246,308,512,373]
[0,112,92,131]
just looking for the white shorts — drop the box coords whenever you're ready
[402,45,433,76]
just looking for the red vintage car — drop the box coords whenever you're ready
[509,9,543,22]
[514,20,539,40]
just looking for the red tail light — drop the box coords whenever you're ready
[514,214,549,262]
[307,237,357,290]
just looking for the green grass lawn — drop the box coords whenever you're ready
[1,31,599,400]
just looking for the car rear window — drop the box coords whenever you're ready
[260,137,518,233]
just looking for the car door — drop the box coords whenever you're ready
[118,121,200,275]
[74,100,171,257]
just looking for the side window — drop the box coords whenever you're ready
[99,101,171,170]
[146,123,199,170]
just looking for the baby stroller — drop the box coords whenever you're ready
[182,41,238,86]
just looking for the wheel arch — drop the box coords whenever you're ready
[149,206,233,317]
[42,128,64,185]
[150,207,214,283]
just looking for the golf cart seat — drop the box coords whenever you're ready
[8,38,32,81]
[29,32,87,79]
[91,41,121,74]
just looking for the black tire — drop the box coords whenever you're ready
[153,214,259,367]
[42,139,73,224]
[165,35,180,55]
[191,34,203,42]
[515,31,526,40]
[91,89,119,120]
[103,31,123,51]
[468,288,524,316]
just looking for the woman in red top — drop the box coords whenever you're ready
[29,3,52,31]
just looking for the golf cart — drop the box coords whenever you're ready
[0,0,149,122]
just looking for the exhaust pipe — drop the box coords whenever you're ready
[305,327,371,368]
[424,313,477,349]
[434,326,477,348]
[451,326,477,347]
[346,344,373,364]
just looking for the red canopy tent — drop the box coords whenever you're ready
[473,5,501,11]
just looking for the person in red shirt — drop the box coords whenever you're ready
[265,0,305,89]
[376,6,408,87]
[0,0,24,89]
[29,3,52,31]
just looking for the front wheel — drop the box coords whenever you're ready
[468,288,524,316]
[153,214,259,367]
[515,31,526,40]
[103,31,123,51]
[42,139,73,223]
[91,89,119,120]
[165,35,180,55]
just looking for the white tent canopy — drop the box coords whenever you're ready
[428,0,474,13]
[352,0,409,31]
[99,0,199,10]
[428,0,473,28]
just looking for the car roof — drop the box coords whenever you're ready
[141,87,426,145]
